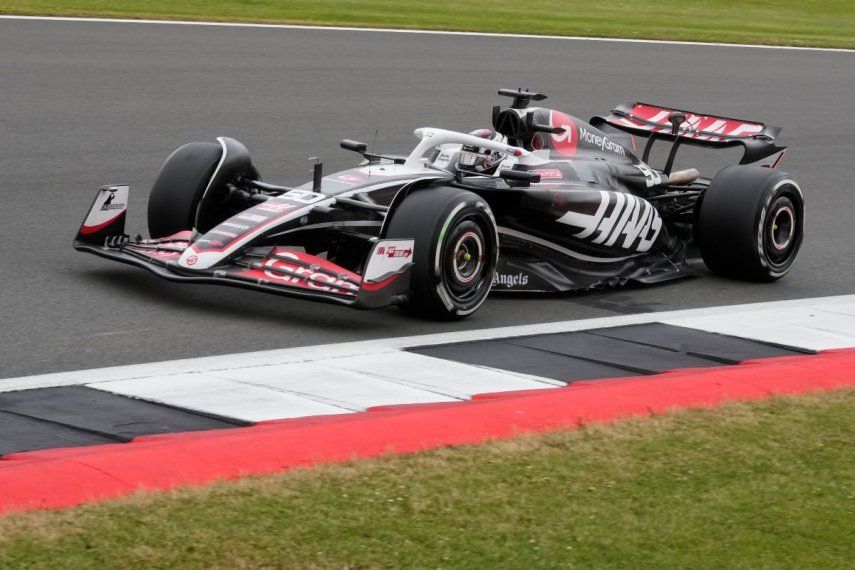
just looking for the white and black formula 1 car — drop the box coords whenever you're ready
[74,89,804,319]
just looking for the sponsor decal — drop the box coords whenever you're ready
[363,239,415,282]
[578,127,627,157]
[532,168,563,179]
[495,156,518,173]
[236,213,268,223]
[555,191,662,252]
[337,174,363,183]
[260,253,359,294]
[210,229,239,238]
[547,111,627,158]
[376,245,413,258]
[136,249,180,258]
[549,110,578,158]
[430,150,454,169]
[492,272,530,288]
[81,185,129,235]
[186,255,198,265]
[257,202,297,214]
[100,191,124,211]
[221,222,250,230]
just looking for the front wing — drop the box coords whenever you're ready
[74,184,414,312]
[75,233,414,310]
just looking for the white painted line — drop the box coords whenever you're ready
[0,15,852,53]
[4,294,855,394]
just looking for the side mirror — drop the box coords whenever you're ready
[340,139,368,153]
[525,113,565,135]
[500,170,541,184]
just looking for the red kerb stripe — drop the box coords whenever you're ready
[1,350,853,514]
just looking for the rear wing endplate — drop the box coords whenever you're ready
[591,102,786,164]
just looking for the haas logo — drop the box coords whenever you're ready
[556,191,662,253]
[549,110,578,157]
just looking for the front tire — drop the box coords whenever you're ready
[696,165,804,281]
[147,142,222,239]
[147,138,258,238]
[385,186,498,319]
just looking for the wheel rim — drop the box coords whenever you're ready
[769,205,795,251]
[441,219,490,305]
[451,231,484,285]
[763,194,801,267]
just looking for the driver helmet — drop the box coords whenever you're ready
[457,129,508,175]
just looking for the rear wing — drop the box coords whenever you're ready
[591,102,786,165]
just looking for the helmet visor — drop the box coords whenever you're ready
[458,150,491,170]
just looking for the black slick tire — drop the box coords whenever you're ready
[697,165,804,281]
[385,186,499,319]
[147,142,223,239]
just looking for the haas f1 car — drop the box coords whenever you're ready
[74,89,804,319]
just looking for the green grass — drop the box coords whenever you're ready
[1,1,853,48]
[0,389,853,569]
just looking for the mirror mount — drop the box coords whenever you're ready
[340,139,368,153]
[500,169,541,185]
[340,139,405,165]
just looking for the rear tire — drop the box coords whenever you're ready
[385,186,498,319]
[696,165,804,281]
[147,142,222,238]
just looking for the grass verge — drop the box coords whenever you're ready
[0,388,853,568]
[1,1,853,48]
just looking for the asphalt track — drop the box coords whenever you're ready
[1,18,853,378]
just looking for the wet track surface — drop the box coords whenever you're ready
[1,19,853,377]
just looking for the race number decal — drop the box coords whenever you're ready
[282,190,327,205]
[635,163,663,187]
